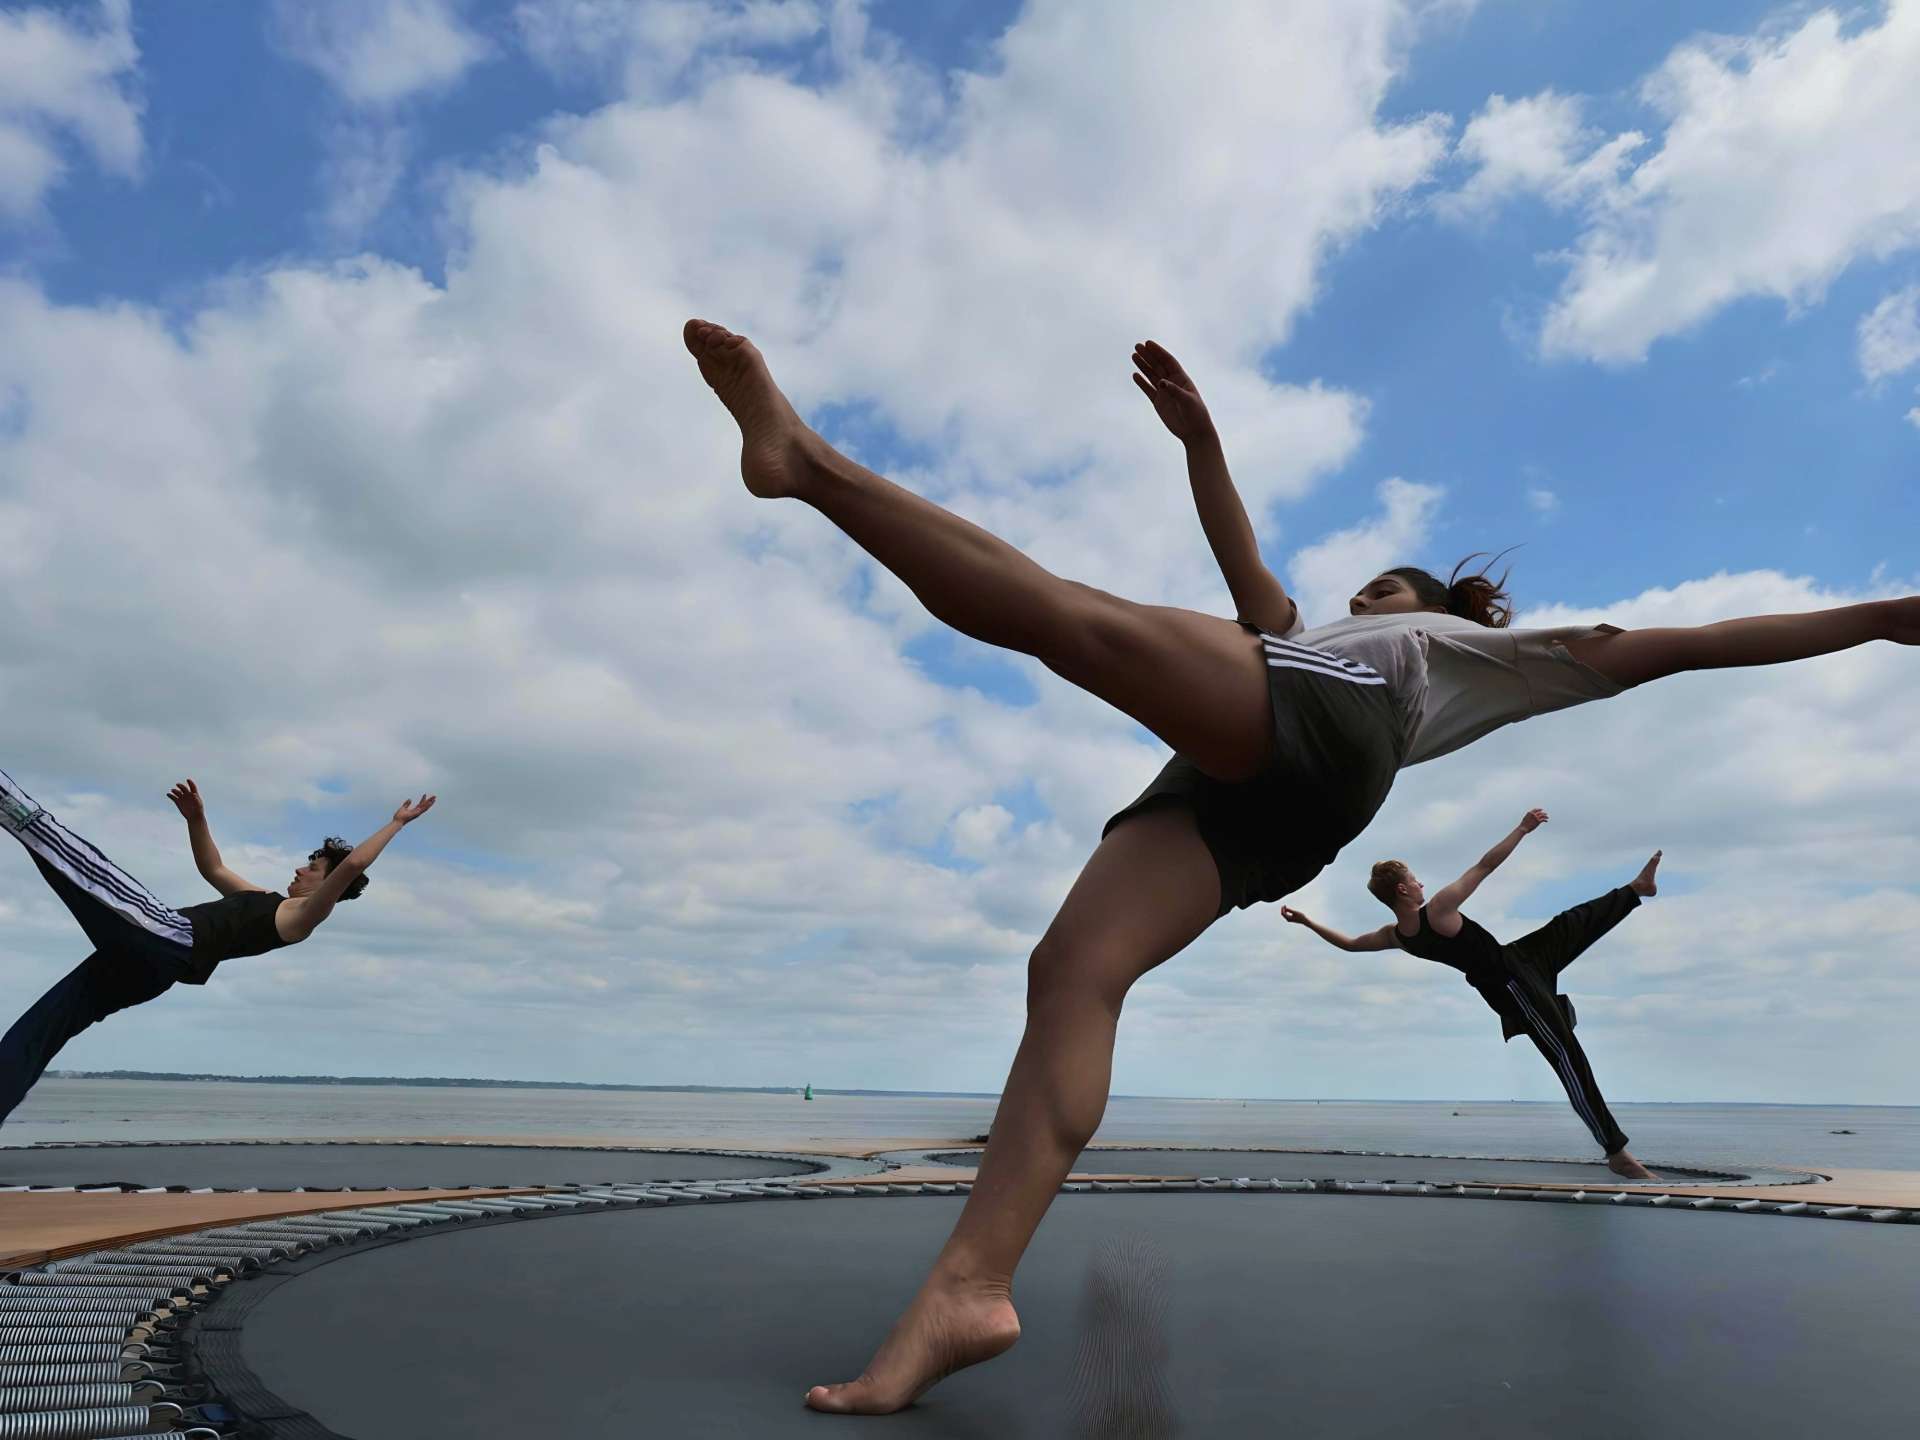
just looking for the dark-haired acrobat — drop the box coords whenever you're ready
[1283,809,1661,1180]
[683,318,1918,1413]
[1,770,435,1124]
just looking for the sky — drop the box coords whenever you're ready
[1,0,1916,1117]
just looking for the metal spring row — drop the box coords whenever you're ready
[0,1292,179,1308]
[0,1403,185,1438]
[0,1336,139,1359]
[0,1351,140,1369]
[0,1385,164,1415]
[0,1313,153,1328]
[6,1278,196,1298]
[38,1265,220,1286]
[138,1240,290,1263]
[64,1253,242,1279]
[0,1363,151,1387]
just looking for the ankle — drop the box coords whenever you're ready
[927,1257,1012,1300]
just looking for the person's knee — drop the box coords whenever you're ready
[1026,936,1126,1021]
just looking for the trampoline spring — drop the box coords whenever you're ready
[0,1362,151,1386]
[0,1403,174,1438]
[329,1209,431,1228]
[0,1303,153,1318]
[222,1226,340,1245]
[153,1239,296,1261]
[35,1271,211,1292]
[0,1336,134,1351]
[75,1254,237,1279]
[0,1352,132,1369]
[0,1291,182,1307]
[0,1383,162,1414]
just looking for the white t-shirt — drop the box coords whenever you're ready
[1287,612,1624,767]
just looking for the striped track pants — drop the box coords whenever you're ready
[1,767,191,946]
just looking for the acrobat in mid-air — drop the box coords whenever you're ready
[1,769,435,1125]
[683,315,1916,1415]
[1283,809,1660,1179]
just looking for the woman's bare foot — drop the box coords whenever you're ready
[804,1274,1022,1415]
[1630,850,1661,897]
[682,318,820,500]
[1607,1149,1659,1181]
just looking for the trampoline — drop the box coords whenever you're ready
[908,1147,1782,1186]
[187,1185,1918,1438]
[0,1141,822,1191]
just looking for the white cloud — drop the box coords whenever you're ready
[268,1,493,241]
[1525,486,1558,515]
[514,0,826,98]
[1287,478,1445,624]
[1438,90,1641,221]
[270,0,492,108]
[0,0,141,220]
[1858,283,1920,381]
[1452,3,1920,363]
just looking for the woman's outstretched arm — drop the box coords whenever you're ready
[1132,341,1297,636]
[167,779,262,896]
[284,793,436,940]
[1280,906,1395,952]
[1564,598,1918,688]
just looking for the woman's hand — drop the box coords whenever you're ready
[1519,807,1549,832]
[1280,906,1311,925]
[1131,340,1214,443]
[167,779,206,823]
[393,793,437,825]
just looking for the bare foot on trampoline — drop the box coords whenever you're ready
[1631,850,1661,897]
[1608,1149,1659,1181]
[804,1276,1021,1414]
[683,318,819,499]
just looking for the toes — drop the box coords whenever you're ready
[803,1381,878,1415]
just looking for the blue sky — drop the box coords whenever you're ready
[2,1,1917,1119]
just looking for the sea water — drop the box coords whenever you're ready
[6,1078,1916,1172]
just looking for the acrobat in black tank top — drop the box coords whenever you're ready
[175,890,293,984]
[1393,905,1504,976]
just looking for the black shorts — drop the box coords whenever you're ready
[1103,624,1403,916]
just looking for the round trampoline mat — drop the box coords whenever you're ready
[917,1147,1761,1186]
[0,1142,817,1190]
[232,1192,1919,1437]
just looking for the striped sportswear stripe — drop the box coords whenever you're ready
[1508,981,1609,1151]
[1,768,192,946]
[1259,633,1387,687]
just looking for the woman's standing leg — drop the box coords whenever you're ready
[805,802,1224,1413]
[1564,599,1919,689]
[684,321,1276,781]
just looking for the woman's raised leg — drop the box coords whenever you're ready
[804,801,1223,1413]
[684,320,1275,780]
[1564,598,1920,689]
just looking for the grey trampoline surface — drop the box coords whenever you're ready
[914,1147,1761,1185]
[0,1141,817,1190]
[234,1193,1920,1438]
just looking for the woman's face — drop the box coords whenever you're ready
[1349,573,1439,617]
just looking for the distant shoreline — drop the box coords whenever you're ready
[47,1070,998,1099]
[38,1073,1903,1107]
